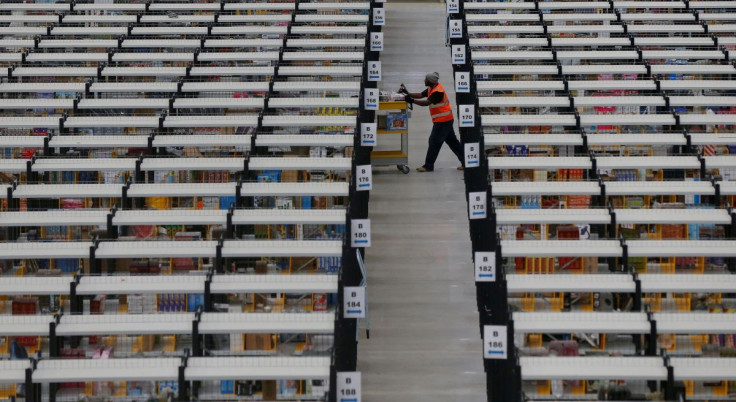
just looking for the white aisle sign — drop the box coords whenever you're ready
[452,44,466,65]
[361,122,377,147]
[464,142,480,168]
[367,61,381,82]
[447,0,459,14]
[337,372,362,402]
[468,191,487,220]
[351,219,371,247]
[373,8,385,26]
[474,251,496,282]
[370,32,384,51]
[458,104,475,127]
[455,71,469,93]
[356,165,372,191]
[483,325,508,359]
[364,88,379,110]
[344,287,366,318]
[449,19,462,38]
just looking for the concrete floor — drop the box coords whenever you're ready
[357,3,486,401]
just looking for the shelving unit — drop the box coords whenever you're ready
[0,0,384,400]
[451,0,736,400]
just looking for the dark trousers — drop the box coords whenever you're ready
[424,119,463,169]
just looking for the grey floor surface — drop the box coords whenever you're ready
[357,4,487,401]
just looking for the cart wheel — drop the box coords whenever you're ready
[398,165,410,174]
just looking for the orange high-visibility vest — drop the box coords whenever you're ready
[427,82,454,123]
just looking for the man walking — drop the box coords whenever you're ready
[403,72,464,172]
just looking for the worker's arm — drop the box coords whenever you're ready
[410,99,432,107]
[405,91,425,99]
[405,89,441,107]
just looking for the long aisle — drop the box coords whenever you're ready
[358,3,486,401]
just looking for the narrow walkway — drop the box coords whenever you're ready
[358,3,486,401]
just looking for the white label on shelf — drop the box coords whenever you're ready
[469,191,487,220]
[447,0,459,14]
[344,287,366,318]
[458,104,475,127]
[356,165,372,191]
[351,219,371,247]
[373,8,385,26]
[368,61,382,82]
[361,122,377,147]
[370,32,384,51]
[455,71,470,93]
[474,251,496,282]
[483,325,508,359]
[337,372,362,402]
[464,142,480,168]
[452,44,466,65]
[364,88,379,110]
[449,19,462,38]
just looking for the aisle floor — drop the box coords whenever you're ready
[357,3,486,401]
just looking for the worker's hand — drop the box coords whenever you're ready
[404,94,414,104]
[398,87,408,95]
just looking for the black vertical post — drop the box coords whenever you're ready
[664,356,676,401]
[70,277,81,315]
[226,203,234,239]
[192,320,200,358]
[203,271,213,313]
[729,211,736,273]
[90,239,100,275]
[330,40,379,394]
[215,236,223,274]
[648,317,658,357]
[620,237,629,273]
[633,273,642,312]
[122,180,132,210]
[49,321,59,358]
[106,211,116,239]
[178,364,188,402]
[330,245,360,402]
[25,367,33,402]
[452,4,520,401]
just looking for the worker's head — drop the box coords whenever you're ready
[424,72,440,87]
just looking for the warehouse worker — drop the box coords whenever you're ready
[403,72,464,172]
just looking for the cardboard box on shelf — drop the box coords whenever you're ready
[91,295,106,314]
[245,334,274,351]
[115,258,133,273]
[313,196,328,210]
[11,297,38,315]
[281,171,299,183]
[255,261,268,274]
[140,335,155,352]
[291,257,316,272]
[262,380,277,400]
[128,294,156,314]
[254,294,269,309]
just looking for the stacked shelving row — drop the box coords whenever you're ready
[450,0,736,400]
[0,0,383,401]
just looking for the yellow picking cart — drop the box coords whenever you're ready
[372,100,410,174]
